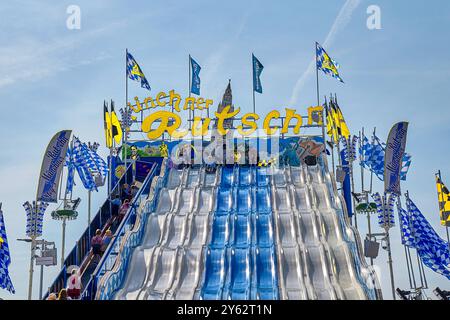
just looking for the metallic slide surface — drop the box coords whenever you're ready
[110,160,379,300]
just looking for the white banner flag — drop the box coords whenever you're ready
[36,130,72,203]
[384,122,408,195]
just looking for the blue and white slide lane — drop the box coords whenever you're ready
[200,166,279,300]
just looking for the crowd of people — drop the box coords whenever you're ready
[47,181,140,300]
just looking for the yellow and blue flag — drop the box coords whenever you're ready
[126,51,151,91]
[436,175,450,227]
[252,54,264,93]
[316,42,344,83]
[326,100,350,141]
[0,205,15,294]
[190,55,201,95]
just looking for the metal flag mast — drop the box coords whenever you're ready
[396,192,417,291]
[189,54,192,132]
[314,44,327,151]
[385,218,396,300]
[369,127,376,194]
[359,128,373,264]
[124,49,129,169]
[111,100,116,212]
[52,137,78,269]
[315,43,320,109]
[253,53,257,115]
[333,94,342,168]
[336,93,358,230]
[378,192,397,300]
[324,97,335,174]
[404,190,429,295]
[27,200,37,300]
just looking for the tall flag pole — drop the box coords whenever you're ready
[372,191,397,299]
[435,170,450,250]
[369,127,376,194]
[126,50,150,162]
[382,121,409,300]
[32,130,71,299]
[324,97,335,173]
[396,195,420,292]
[316,41,344,154]
[360,127,374,265]
[315,43,321,107]
[188,54,192,131]
[104,101,113,214]
[252,53,264,114]
[333,95,343,167]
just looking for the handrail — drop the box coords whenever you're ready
[90,159,169,300]
[80,161,161,300]
[43,159,137,299]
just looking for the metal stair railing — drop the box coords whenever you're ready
[92,160,169,300]
[43,160,137,299]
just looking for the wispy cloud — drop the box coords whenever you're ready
[289,0,361,104]
[0,18,128,89]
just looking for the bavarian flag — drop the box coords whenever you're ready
[103,102,113,148]
[436,175,450,226]
[126,51,151,91]
[316,42,344,83]
[0,205,15,294]
[110,101,123,145]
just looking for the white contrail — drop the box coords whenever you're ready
[289,0,361,105]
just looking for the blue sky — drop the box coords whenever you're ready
[1,0,450,300]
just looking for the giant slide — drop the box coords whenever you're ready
[107,157,381,300]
